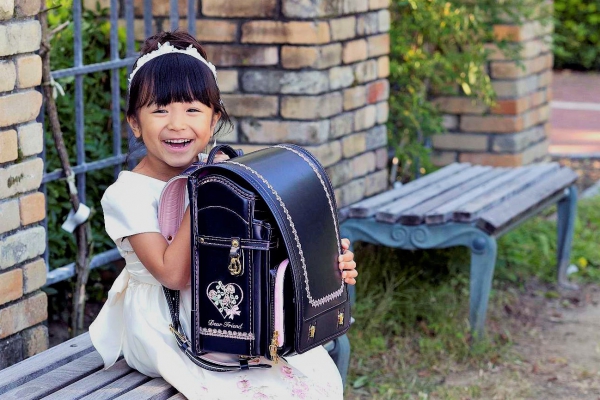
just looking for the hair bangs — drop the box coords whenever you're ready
[127,53,219,115]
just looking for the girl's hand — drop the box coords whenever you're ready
[339,238,357,285]
[213,151,230,163]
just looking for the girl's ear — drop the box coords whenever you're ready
[127,116,141,138]
[211,112,221,131]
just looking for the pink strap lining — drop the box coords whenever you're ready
[274,259,289,347]
[158,176,188,243]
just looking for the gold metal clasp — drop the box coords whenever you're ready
[337,311,344,326]
[269,330,280,364]
[169,324,189,345]
[228,256,242,276]
[228,238,243,276]
[309,324,316,339]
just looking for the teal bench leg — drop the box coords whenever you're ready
[557,185,578,290]
[340,219,499,337]
[468,235,497,337]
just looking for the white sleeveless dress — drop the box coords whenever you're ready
[89,171,343,400]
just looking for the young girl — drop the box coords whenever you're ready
[89,31,358,400]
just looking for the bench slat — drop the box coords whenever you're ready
[80,371,151,400]
[477,168,578,234]
[114,378,178,400]
[453,163,560,222]
[0,333,94,395]
[1,352,103,400]
[400,167,502,225]
[44,358,133,400]
[376,165,490,223]
[424,166,530,225]
[167,395,186,400]
[348,162,471,218]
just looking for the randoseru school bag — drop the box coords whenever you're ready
[158,144,351,372]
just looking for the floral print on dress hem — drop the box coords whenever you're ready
[234,362,339,400]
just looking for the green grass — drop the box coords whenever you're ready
[345,195,600,399]
[496,196,600,284]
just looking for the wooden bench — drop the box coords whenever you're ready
[0,332,349,398]
[339,162,579,335]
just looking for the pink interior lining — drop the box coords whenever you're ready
[274,259,289,347]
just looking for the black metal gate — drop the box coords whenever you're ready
[43,0,196,285]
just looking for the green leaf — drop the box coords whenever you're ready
[353,375,370,389]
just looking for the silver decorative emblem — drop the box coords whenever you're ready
[207,281,243,320]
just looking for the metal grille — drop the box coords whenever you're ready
[43,0,196,285]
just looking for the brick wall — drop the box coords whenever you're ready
[431,20,553,167]
[130,0,391,208]
[0,0,48,369]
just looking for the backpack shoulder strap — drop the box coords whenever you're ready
[158,162,204,243]
[158,148,243,241]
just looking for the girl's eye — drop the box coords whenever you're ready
[152,109,167,114]
[188,108,201,113]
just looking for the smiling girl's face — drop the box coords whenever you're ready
[128,101,220,181]
[125,39,231,181]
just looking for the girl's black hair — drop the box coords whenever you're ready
[126,31,232,162]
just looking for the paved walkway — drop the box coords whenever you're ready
[549,71,600,156]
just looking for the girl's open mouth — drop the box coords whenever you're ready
[163,139,192,149]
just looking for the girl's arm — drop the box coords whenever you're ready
[126,154,230,289]
[127,207,192,290]
[128,215,358,289]
[129,219,357,289]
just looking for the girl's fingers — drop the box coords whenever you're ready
[339,261,356,271]
[340,257,357,284]
[339,239,356,284]
[213,151,230,162]
[341,269,358,279]
[338,251,354,263]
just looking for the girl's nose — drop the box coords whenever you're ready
[167,114,187,131]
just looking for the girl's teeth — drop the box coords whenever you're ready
[165,139,190,143]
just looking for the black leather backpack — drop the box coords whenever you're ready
[159,144,351,372]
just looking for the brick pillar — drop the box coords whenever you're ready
[0,0,48,369]
[431,19,553,167]
[132,0,391,207]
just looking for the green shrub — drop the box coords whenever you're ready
[553,0,600,71]
[388,0,549,181]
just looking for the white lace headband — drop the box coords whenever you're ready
[128,41,217,89]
